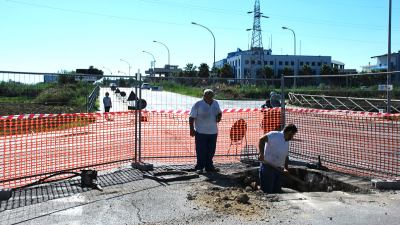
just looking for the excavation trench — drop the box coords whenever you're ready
[233,166,371,193]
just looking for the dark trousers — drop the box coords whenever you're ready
[104,106,111,112]
[259,164,283,194]
[195,132,217,171]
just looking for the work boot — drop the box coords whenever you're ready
[196,169,204,174]
[206,167,220,173]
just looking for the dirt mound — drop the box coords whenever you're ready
[188,183,278,218]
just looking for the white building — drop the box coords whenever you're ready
[362,51,400,72]
[215,48,343,79]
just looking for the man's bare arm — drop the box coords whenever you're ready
[189,117,195,137]
[258,134,268,160]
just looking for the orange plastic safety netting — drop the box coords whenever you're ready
[1,107,399,188]
[140,108,281,164]
[0,112,138,188]
[0,108,281,188]
[287,108,400,179]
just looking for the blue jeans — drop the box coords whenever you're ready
[195,132,217,171]
[259,164,283,193]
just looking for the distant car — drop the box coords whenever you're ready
[151,86,163,91]
[110,83,117,91]
[141,83,152,89]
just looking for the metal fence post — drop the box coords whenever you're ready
[281,73,286,129]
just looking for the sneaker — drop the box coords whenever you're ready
[196,169,204,174]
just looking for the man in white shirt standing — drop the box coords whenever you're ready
[258,124,298,193]
[189,89,222,174]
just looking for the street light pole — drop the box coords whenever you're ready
[153,40,170,68]
[387,0,392,113]
[246,28,252,50]
[118,70,127,75]
[282,26,297,88]
[282,26,296,55]
[191,22,216,70]
[142,50,156,76]
[120,58,131,76]
[102,66,113,75]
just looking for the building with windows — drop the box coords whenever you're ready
[362,51,400,72]
[361,50,400,84]
[144,65,182,77]
[215,48,343,79]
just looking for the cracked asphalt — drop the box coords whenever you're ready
[1,169,400,225]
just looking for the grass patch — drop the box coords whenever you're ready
[0,96,33,103]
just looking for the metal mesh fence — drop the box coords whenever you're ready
[287,104,400,179]
[1,70,400,189]
[0,112,138,188]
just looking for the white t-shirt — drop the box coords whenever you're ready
[190,99,221,134]
[263,131,289,168]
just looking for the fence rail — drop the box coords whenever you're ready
[288,92,400,113]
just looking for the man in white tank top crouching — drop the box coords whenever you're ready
[258,124,298,193]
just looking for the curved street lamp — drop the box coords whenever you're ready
[142,50,156,76]
[102,66,113,75]
[117,70,127,75]
[191,22,216,69]
[120,58,131,76]
[153,40,170,68]
[282,26,296,55]
[282,26,297,88]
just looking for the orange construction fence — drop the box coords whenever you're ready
[287,108,400,179]
[1,107,399,188]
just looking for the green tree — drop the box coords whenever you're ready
[320,64,332,75]
[183,63,197,77]
[332,67,339,75]
[262,66,274,79]
[58,73,76,85]
[198,63,210,78]
[300,64,313,75]
[282,67,294,75]
[220,64,234,78]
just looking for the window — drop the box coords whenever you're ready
[258,60,261,65]
[270,61,273,65]
[291,61,294,66]
[279,61,282,65]
[300,62,304,66]
[311,62,315,66]
[317,62,322,66]
[245,60,249,65]
[264,61,268,65]
[251,60,255,65]
[306,62,310,65]
[285,61,289,66]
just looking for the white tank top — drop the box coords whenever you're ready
[263,131,289,168]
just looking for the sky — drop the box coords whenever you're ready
[0,0,399,75]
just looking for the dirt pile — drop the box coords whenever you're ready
[187,183,280,218]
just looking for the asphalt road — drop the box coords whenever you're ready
[99,87,265,111]
[1,174,399,225]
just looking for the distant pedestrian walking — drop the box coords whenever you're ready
[103,92,112,112]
